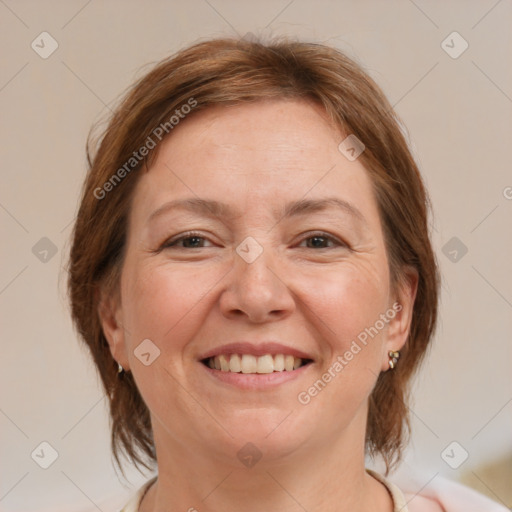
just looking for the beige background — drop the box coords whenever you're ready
[1,1,511,510]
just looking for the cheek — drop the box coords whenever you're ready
[301,259,390,348]
[298,268,389,410]
[118,261,218,421]
[291,261,392,434]
[120,259,223,351]
[298,261,391,415]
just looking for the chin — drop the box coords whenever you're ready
[210,409,314,464]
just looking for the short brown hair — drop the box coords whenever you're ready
[68,37,440,475]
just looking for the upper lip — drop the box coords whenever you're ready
[198,342,315,361]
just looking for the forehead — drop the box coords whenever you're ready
[167,99,343,169]
[129,99,381,229]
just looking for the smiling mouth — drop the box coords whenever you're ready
[201,354,313,374]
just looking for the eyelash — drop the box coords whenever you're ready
[160,231,348,250]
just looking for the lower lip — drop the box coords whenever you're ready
[200,362,313,390]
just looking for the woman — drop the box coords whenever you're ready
[68,38,504,511]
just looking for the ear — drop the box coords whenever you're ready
[381,266,419,372]
[97,285,130,371]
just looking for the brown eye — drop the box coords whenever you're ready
[306,236,332,248]
[298,232,346,249]
[178,236,206,248]
[161,232,213,249]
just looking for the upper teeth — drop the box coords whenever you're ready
[207,354,304,373]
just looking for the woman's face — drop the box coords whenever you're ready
[102,99,416,465]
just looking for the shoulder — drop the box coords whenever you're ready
[395,469,509,512]
[404,492,445,512]
[366,468,444,511]
[119,477,157,512]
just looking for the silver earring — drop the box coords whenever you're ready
[117,362,124,374]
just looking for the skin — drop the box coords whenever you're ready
[99,99,420,512]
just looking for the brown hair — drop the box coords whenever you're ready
[68,36,440,475]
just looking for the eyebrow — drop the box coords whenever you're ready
[147,196,368,226]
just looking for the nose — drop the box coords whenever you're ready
[219,246,295,323]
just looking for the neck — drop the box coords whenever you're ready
[140,412,393,512]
